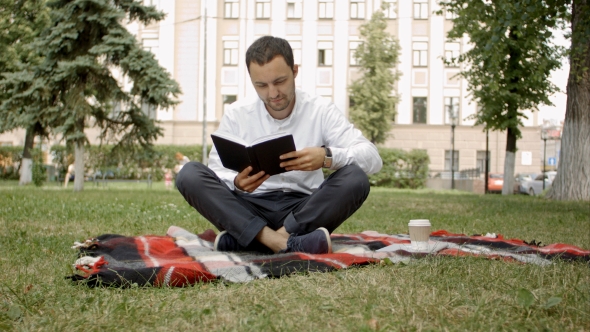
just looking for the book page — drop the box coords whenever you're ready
[250,132,292,146]
[211,131,248,146]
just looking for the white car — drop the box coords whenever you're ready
[522,171,557,196]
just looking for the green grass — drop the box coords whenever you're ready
[0,182,588,331]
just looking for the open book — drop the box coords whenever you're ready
[211,132,296,176]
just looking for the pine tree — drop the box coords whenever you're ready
[0,0,50,185]
[348,3,401,144]
[1,0,181,191]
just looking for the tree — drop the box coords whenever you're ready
[1,0,181,191]
[547,0,590,201]
[439,0,566,195]
[348,3,401,144]
[0,0,50,185]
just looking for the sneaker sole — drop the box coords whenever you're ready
[213,230,228,251]
[318,227,332,254]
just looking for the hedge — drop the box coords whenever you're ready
[0,145,429,188]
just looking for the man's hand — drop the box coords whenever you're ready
[234,166,270,192]
[279,147,325,171]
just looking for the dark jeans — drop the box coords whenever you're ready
[176,162,370,247]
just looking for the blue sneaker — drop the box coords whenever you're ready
[282,227,332,254]
[213,231,273,254]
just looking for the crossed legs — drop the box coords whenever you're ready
[176,162,370,252]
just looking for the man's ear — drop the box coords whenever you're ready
[293,64,299,78]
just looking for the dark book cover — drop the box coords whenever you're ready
[211,132,296,176]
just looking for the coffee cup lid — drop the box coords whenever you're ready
[408,219,431,226]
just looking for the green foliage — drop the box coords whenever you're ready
[438,0,567,138]
[0,0,50,139]
[0,146,24,179]
[368,148,430,189]
[348,3,401,144]
[32,161,46,186]
[0,0,181,158]
[50,144,210,181]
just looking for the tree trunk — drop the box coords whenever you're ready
[18,127,34,185]
[73,141,85,192]
[501,27,521,195]
[547,0,590,201]
[502,127,517,195]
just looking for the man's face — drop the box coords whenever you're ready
[249,55,298,118]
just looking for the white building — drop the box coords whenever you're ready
[0,0,566,175]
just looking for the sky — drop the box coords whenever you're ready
[537,29,570,123]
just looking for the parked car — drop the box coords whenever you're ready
[513,173,537,194]
[487,173,503,193]
[522,171,557,196]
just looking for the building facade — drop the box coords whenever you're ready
[0,0,562,175]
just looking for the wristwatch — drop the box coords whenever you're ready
[322,146,332,168]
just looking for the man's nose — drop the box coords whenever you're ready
[268,85,279,98]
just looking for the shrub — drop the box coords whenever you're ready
[368,148,430,189]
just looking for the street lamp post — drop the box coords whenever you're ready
[542,131,547,190]
[448,106,458,190]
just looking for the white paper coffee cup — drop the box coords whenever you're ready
[408,219,431,250]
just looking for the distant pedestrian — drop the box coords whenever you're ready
[64,155,75,188]
[164,169,173,190]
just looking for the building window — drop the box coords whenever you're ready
[445,9,458,20]
[289,41,302,65]
[318,0,334,19]
[349,41,361,66]
[413,0,429,20]
[444,97,460,124]
[224,0,239,19]
[141,103,157,120]
[445,42,460,67]
[256,0,270,19]
[222,95,237,113]
[287,0,302,19]
[445,150,459,171]
[413,42,428,67]
[476,150,490,172]
[383,0,397,19]
[318,41,333,66]
[413,97,427,124]
[144,0,159,7]
[223,41,239,66]
[350,0,365,19]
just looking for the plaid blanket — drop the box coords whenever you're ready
[69,226,590,287]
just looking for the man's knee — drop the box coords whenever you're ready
[339,164,369,190]
[175,161,208,190]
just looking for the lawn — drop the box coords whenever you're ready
[0,182,588,331]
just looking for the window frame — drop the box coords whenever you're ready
[444,97,460,124]
[255,0,271,19]
[412,42,428,67]
[444,150,460,172]
[413,0,429,20]
[349,41,361,66]
[350,0,365,20]
[223,41,239,66]
[383,0,397,19]
[318,0,334,19]
[318,41,333,66]
[412,97,427,124]
[224,0,239,19]
[286,0,303,19]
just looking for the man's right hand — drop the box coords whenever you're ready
[234,166,270,193]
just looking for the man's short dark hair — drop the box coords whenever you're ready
[246,36,295,72]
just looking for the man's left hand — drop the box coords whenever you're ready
[279,147,325,171]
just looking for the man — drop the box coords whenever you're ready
[176,36,382,255]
